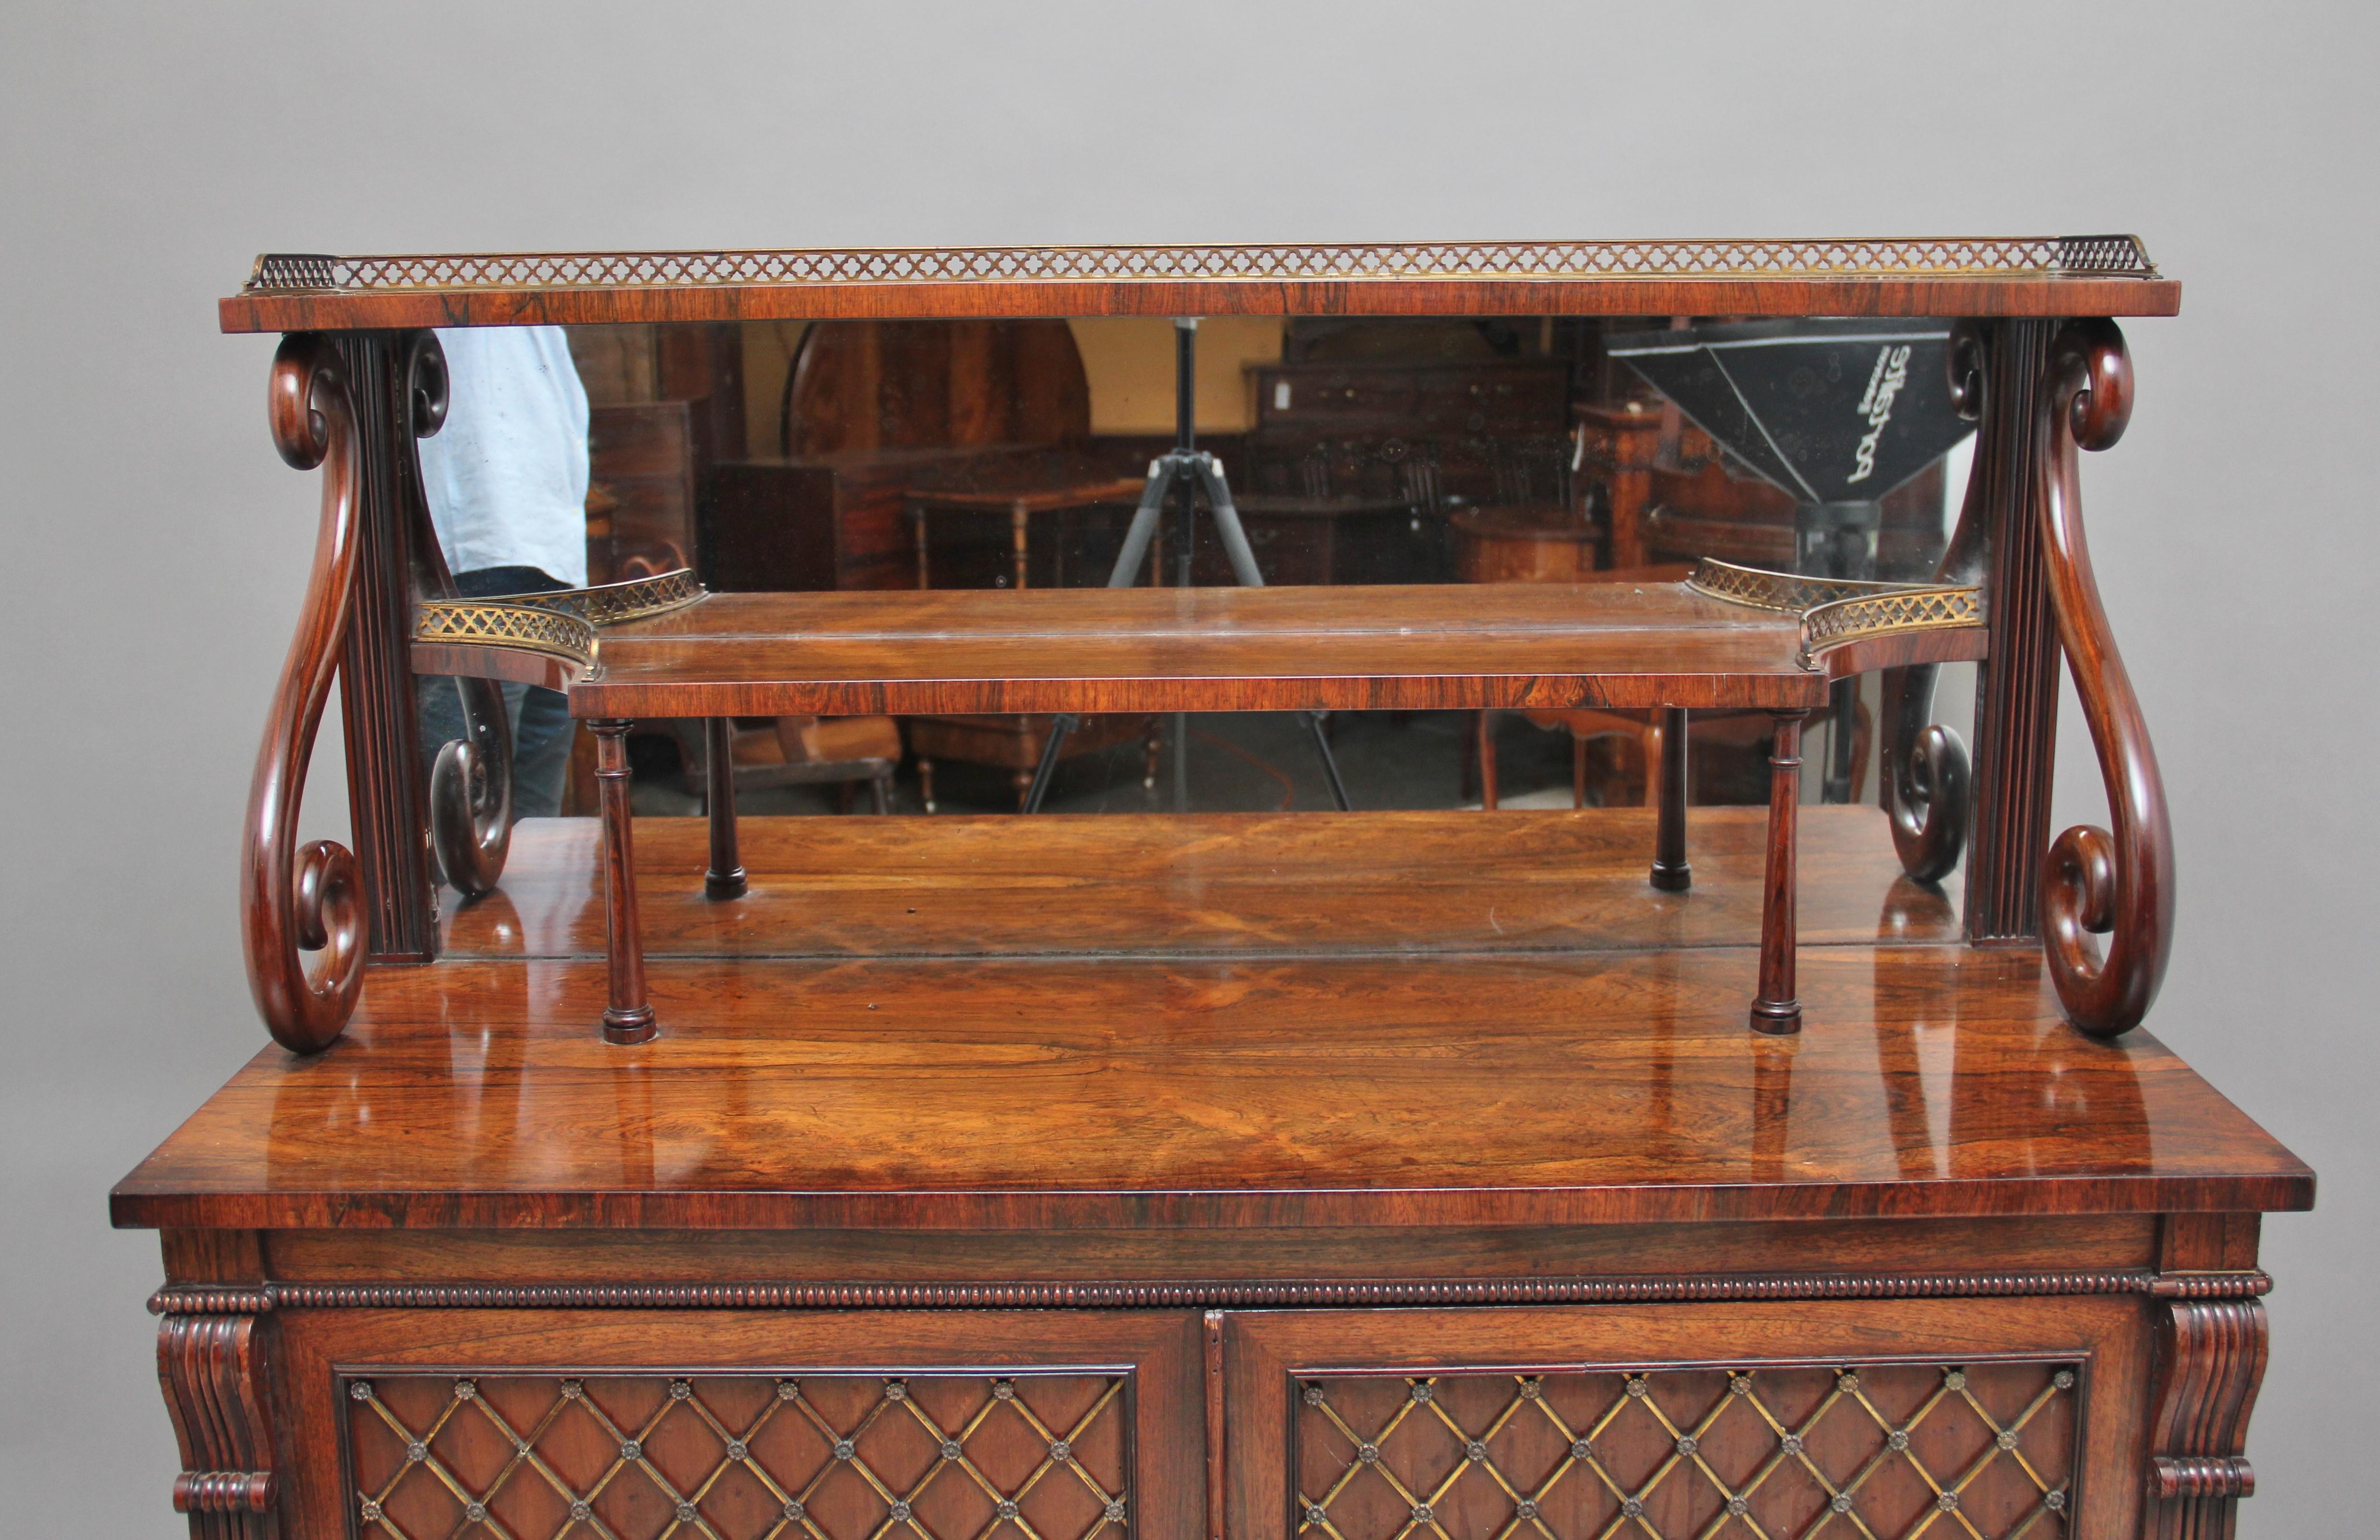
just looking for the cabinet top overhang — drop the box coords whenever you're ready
[220,235,2178,332]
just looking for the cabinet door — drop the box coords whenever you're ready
[1223,1298,2150,1540]
[277,1308,1203,1540]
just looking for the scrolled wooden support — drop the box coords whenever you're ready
[2146,1297,2267,1538]
[2037,318,2173,1037]
[1944,316,1988,423]
[157,1313,277,1538]
[429,690,514,898]
[401,322,448,437]
[1880,320,1987,885]
[244,334,367,1054]
[399,329,515,900]
[1880,683,1970,884]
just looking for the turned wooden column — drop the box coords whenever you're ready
[592,720,656,1043]
[703,718,748,899]
[1750,710,1808,1033]
[1650,706,1691,892]
[1476,712,1500,810]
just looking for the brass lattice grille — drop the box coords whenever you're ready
[1684,560,1982,664]
[412,601,600,672]
[245,238,2154,294]
[413,571,707,674]
[1685,561,1918,614]
[1295,1363,2075,1540]
[345,1372,1127,1540]
[1799,589,1984,658]
[496,569,708,627]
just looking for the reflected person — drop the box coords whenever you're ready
[415,326,590,821]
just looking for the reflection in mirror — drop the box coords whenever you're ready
[526,318,1975,872]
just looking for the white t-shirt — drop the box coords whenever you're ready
[418,327,590,588]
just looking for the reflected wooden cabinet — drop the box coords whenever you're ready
[1250,361,1569,440]
[1243,360,1573,514]
[580,323,745,584]
[588,401,697,579]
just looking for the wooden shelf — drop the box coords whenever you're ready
[219,236,2179,331]
[114,809,2308,1234]
[415,579,1987,720]
[441,807,1958,961]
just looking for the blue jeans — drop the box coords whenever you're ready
[417,566,575,820]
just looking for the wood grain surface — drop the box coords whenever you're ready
[534,585,1981,720]
[121,811,2307,1231]
[438,807,1958,962]
[111,943,2308,1231]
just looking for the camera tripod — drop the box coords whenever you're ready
[1022,318,1351,813]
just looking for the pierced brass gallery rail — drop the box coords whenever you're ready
[1685,558,1984,664]
[505,566,706,625]
[1801,585,1985,656]
[413,600,600,673]
[245,236,2158,294]
[411,569,708,679]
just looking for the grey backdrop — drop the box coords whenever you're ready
[4,4,2370,1534]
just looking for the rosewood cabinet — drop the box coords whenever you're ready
[169,1288,2141,1540]
[1240,359,1572,516]
[124,239,2307,1540]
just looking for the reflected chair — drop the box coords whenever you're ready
[672,716,900,814]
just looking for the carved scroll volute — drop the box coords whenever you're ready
[157,1313,277,1538]
[1880,321,1986,883]
[244,335,366,1053]
[400,330,514,899]
[2037,318,2173,1037]
[2148,1298,2267,1537]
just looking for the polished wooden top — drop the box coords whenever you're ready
[517,584,1982,720]
[439,807,1956,961]
[113,810,2307,1232]
[219,237,2178,331]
